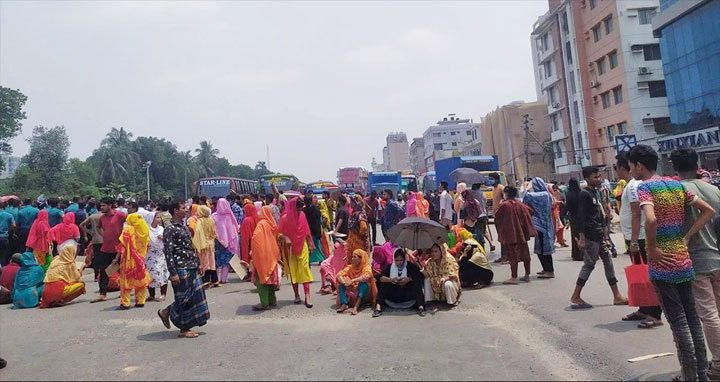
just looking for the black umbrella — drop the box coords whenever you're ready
[449,168,487,186]
[385,217,448,250]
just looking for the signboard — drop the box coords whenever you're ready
[657,126,720,153]
[199,179,231,186]
[615,134,637,153]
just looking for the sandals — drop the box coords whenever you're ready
[418,309,427,317]
[157,309,171,329]
[622,312,646,321]
[372,309,383,318]
[90,296,108,304]
[571,302,593,310]
[293,297,302,305]
[252,304,269,311]
[179,331,199,338]
[638,319,664,329]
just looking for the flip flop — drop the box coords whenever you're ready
[179,331,199,338]
[90,297,108,304]
[622,312,646,321]
[157,309,171,329]
[571,302,593,310]
[372,309,383,318]
[537,274,555,279]
[638,320,664,329]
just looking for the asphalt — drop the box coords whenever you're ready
[0,226,687,381]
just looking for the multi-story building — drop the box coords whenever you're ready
[386,132,410,172]
[652,0,720,170]
[409,137,426,174]
[422,114,479,172]
[461,122,482,156]
[532,0,670,175]
[0,155,20,179]
[479,101,553,182]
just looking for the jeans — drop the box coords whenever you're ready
[626,239,662,320]
[368,218,378,245]
[576,239,618,287]
[692,270,720,362]
[654,280,709,381]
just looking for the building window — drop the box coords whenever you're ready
[653,117,671,134]
[432,132,441,137]
[551,114,560,132]
[643,44,661,61]
[608,50,618,69]
[569,71,576,94]
[561,12,569,33]
[451,142,457,147]
[433,143,443,150]
[648,80,667,97]
[592,24,602,42]
[596,57,606,75]
[543,60,553,78]
[607,126,615,143]
[618,121,628,135]
[604,15,613,34]
[565,41,573,65]
[613,86,623,104]
[601,92,611,109]
[589,0,596,9]
[638,8,656,25]
[573,101,580,123]
[466,130,472,136]
[554,141,563,159]
[548,86,557,105]
[450,131,456,136]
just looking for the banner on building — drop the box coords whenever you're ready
[615,135,637,153]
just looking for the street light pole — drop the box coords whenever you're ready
[143,161,152,201]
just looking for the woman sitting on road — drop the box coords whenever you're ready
[373,248,426,318]
[457,239,493,288]
[336,249,377,315]
[40,243,86,308]
[319,241,347,295]
[12,252,45,309]
[422,243,461,306]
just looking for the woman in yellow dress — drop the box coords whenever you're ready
[115,213,151,309]
[278,197,315,308]
[40,243,86,308]
[192,206,217,288]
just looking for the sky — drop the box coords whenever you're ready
[1,0,548,183]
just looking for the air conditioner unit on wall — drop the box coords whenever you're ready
[552,102,561,108]
[638,67,652,75]
[590,80,600,88]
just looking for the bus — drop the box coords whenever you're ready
[421,171,437,192]
[259,173,300,194]
[306,181,339,195]
[193,177,258,198]
[401,174,418,193]
[337,167,369,194]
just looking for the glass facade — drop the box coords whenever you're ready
[658,0,720,133]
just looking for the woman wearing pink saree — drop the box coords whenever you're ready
[212,198,240,285]
[319,241,347,295]
[406,192,418,218]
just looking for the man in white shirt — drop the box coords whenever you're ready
[615,152,662,328]
[439,181,454,228]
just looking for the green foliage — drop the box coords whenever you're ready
[0,86,28,170]
[23,125,70,194]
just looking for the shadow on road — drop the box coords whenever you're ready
[594,321,644,333]
[235,300,298,315]
[137,331,208,342]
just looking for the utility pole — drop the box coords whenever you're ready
[522,114,533,181]
[143,161,152,201]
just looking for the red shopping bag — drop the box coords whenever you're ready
[624,256,660,307]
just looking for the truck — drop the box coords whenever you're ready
[368,171,402,196]
[434,155,507,217]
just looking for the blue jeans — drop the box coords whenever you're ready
[339,282,369,305]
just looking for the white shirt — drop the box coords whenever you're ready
[620,178,646,240]
[439,191,454,221]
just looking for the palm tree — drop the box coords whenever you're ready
[98,151,129,184]
[101,127,133,148]
[94,127,140,185]
[194,141,220,177]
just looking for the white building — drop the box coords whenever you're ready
[0,155,20,179]
[386,132,410,172]
[423,114,479,172]
[409,137,426,174]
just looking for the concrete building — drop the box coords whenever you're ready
[0,155,21,179]
[422,114,479,172]
[480,101,553,182]
[461,123,482,156]
[531,0,670,175]
[386,132,410,172]
[409,137,426,174]
[652,0,720,170]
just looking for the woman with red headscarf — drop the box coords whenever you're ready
[48,213,80,254]
[278,197,315,308]
[26,210,52,271]
[239,203,258,281]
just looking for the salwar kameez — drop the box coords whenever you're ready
[40,280,85,308]
[287,242,313,284]
[309,236,325,264]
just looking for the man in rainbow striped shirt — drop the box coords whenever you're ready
[630,144,715,381]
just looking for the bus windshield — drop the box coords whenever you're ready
[194,177,257,198]
[260,174,298,193]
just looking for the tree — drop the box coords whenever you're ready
[195,140,220,177]
[0,87,28,170]
[91,127,140,186]
[23,125,69,193]
[254,161,272,179]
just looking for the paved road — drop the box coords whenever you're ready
[1,227,684,380]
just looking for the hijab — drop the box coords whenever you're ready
[240,203,258,262]
[523,177,554,235]
[406,192,418,217]
[48,212,79,245]
[303,196,322,238]
[212,198,240,255]
[348,195,368,231]
[187,204,200,232]
[44,243,81,283]
[26,210,51,252]
[416,193,429,218]
[148,212,164,251]
[462,189,481,220]
[278,197,311,255]
[389,248,408,278]
[336,249,378,302]
[251,206,281,285]
[192,206,217,251]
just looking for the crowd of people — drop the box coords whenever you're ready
[5,145,720,380]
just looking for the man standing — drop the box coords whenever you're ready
[264,194,280,224]
[80,210,104,280]
[17,199,39,254]
[631,144,714,381]
[438,182,454,228]
[471,183,494,251]
[0,203,16,266]
[46,198,64,227]
[365,191,379,246]
[615,152,663,328]
[158,200,209,338]
[91,197,127,303]
[382,189,405,239]
[571,166,628,309]
[65,196,80,213]
[490,173,505,262]
[672,148,720,378]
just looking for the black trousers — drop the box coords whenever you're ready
[368,218,378,245]
[0,237,10,267]
[376,282,425,308]
[459,261,494,286]
[536,233,554,272]
[626,239,662,320]
[97,251,116,295]
[202,270,218,284]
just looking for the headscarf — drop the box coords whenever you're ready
[318,200,332,230]
[303,196,322,238]
[416,193,429,218]
[462,189,481,221]
[613,179,627,199]
[348,194,368,231]
[117,213,151,286]
[251,206,281,285]
[240,203,258,262]
[212,198,240,255]
[187,204,200,232]
[12,252,45,309]
[278,197,312,255]
[424,244,461,301]
[406,192,418,217]
[44,243,81,283]
[48,212,80,244]
[192,206,217,252]
[523,177,553,235]
[389,248,407,278]
[336,249,377,301]
[26,210,51,252]
[456,182,468,200]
